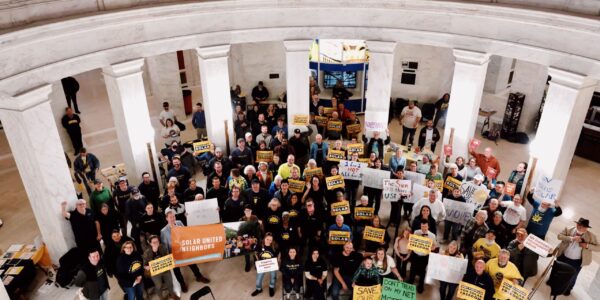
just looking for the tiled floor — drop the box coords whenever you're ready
[0,69,599,299]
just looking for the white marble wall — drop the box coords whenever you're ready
[146,52,186,119]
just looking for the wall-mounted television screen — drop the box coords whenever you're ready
[323,71,357,89]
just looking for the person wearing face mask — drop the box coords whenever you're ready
[526,188,562,239]
[472,229,501,263]
[462,259,495,300]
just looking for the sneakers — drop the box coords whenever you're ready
[285,293,290,300]
[251,289,262,297]
[269,287,275,297]
[196,276,211,283]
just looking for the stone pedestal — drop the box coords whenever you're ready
[102,59,159,186]
[284,40,312,135]
[0,85,76,263]
[443,49,491,159]
[196,45,235,152]
[364,41,396,138]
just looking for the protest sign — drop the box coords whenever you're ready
[364,111,388,132]
[426,253,468,284]
[443,144,453,156]
[407,234,432,255]
[523,234,554,257]
[171,224,225,266]
[404,171,426,186]
[324,107,334,116]
[469,138,481,151]
[486,167,497,179]
[255,258,279,274]
[355,207,375,220]
[504,182,516,197]
[327,120,343,132]
[353,284,382,300]
[315,116,328,127]
[382,277,416,300]
[339,160,367,180]
[256,150,274,163]
[457,281,485,300]
[383,179,411,202]
[353,285,381,300]
[498,279,529,300]
[328,230,351,245]
[293,114,309,126]
[193,141,211,154]
[347,143,365,155]
[460,182,489,210]
[327,150,346,162]
[362,168,390,189]
[444,176,463,192]
[330,201,351,216]
[303,167,323,181]
[410,183,429,204]
[434,179,444,192]
[326,175,345,190]
[533,175,563,204]
[185,199,220,226]
[223,221,258,259]
[347,123,361,134]
[288,179,305,193]
[363,226,386,243]
[149,254,174,276]
[443,199,475,226]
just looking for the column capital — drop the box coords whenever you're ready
[453,49,490,65]
[102,58,145,78]
[366,41,397,54]
[0,84,52,112]
[283,40,312,52]
[548,67,597,90]
[196,45,231,60]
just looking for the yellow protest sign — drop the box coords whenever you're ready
[324,107,334,116]
[330,201,351,216]
[347,143,364,155]
[444,176,462,191]
[327,150,346,162]
[328,230,351,245]
[288,179,305,194]
[407,234,432,255]
[193,141,211,154]
[315,116,328,127]
[354,207,375,220]
[457,281,485,300]
[498,279,529,300]
[363,226,385,243]
[256,150,274,163]
[346,123,361,134]
[149,254,175,276]
[358,158,370,163]
[353,284,381,300]
[326,175,345,190]
[435,179,444,192]
[327,120,343,132]
[303,167,323,181]
[293,114,309,126]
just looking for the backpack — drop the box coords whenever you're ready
[55,247,85,288]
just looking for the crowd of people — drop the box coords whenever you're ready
[57,86,598,300]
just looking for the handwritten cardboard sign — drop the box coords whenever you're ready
[460,182,489,210]
[185,198,220,226]
[410,183,429,204]
[404,171,426,186]
[426,253,468,284]
[382,278,416,300]
[339,160,367,180]
[362,168,391,189]
[383,179,411,202]
[523,234,553,257]
[533,175,562,204]
[365,111,388,132]
[354,284,382,300]
[443,198,475,226]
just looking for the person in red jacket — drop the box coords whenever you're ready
[469,146,501,177]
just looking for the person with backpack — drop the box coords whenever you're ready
[73,249,110,300]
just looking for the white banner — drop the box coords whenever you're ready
[339,160,367,181]
[523,234,554,257]
[362,168,391,189]
[443,199,475,226]
[364,110,388,132]
[460,182,489,210]
[410,183,429,204]
[383,179,412,202]
[404,171,426,186]
[533,175,563,204]
[184,198,220,226]
[426,253,468,284]
[255,258,279,273]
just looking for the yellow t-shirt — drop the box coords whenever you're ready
[472,238,501,261]
[485,258,523,299]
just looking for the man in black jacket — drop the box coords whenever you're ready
[73,249,110,300]
[288,126,313,173]
[138,172,160,209]
[61,76,81,113]
[61,107,83,155]
[434,93,450,128]
[362,129,391,160]
[417,120,441,152]
[73,148,100,195]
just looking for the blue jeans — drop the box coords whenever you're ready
[256,270,277,290]
[124,283,144,300]
[331,274,353,300]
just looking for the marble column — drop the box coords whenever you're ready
[284,40,312,135]
[102,59,159,186]
[196,45,235,152]
[364,41,396,138]
[146,52,186,118]
[443,49,491,159]
[531,68,597,183]
[0,85,76,263]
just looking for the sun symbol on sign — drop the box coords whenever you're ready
[531,213,543,223]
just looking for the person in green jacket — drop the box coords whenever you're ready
[90,179,113,214]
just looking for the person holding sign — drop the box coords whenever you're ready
[439,241,464,300]
[469,146,501,178]
[507,162,527,195]
[442,164,464,197]
[362,129,391,160]
[462,259,495,300]
[372,247,402,282]
[115,241,144,300]
[142,235,178,300]
[325,111,343,140]
[252,233,279,297]
[363,159,390,215]
[472,229,501,262]
[485,249,523,299]
[364,216,391,254]
[407,219,438,294]
[351,257,381,287]
[331,242,365,300]
[289,127,313,173]
[388,147,407,173]
[310,134,329,167]
[525,189,562,239]
[328,215,353,254]
[507,229,538,283]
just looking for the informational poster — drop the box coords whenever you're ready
[504,182,516,197]
[523,234,554,257]
[315,116,328,127]
[303,167,323,181]
[327,150,346,162]
[444,176,463,192]
[443,144,453,157]
[171,224,225,266]
[185,199,220,226]
[347,143,365,155]
[292,114,309,126]
[404,171,426,186]
[469,138,481,151]
[354,207,375,220]
[410,183,429,204]
[193,141,211,154]
[383,179,411,202]
[407,234,432,255]
[347,124,361,134]
[326,175,345,190]
[328,230,351,245]
[255,258,279,274]
[339,160,367,180]
[327,120,343,132]
[498,279,529,300]
[362,168,390,189]
[443,199,475,226]
[426,253,468,284]
[363,226,386,243]
[353,284,382,300]
[149,254,175,276]
[460,182,489,210]
[457,281,485,300]
[330,201,351,216]
[223,221,258,259]
[364,111,388,132]
[382,278,416,300]
[533,175,563,204]
[256,150,274,163]
[288,179,305,193]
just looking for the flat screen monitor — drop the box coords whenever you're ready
[323,71,357,89]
